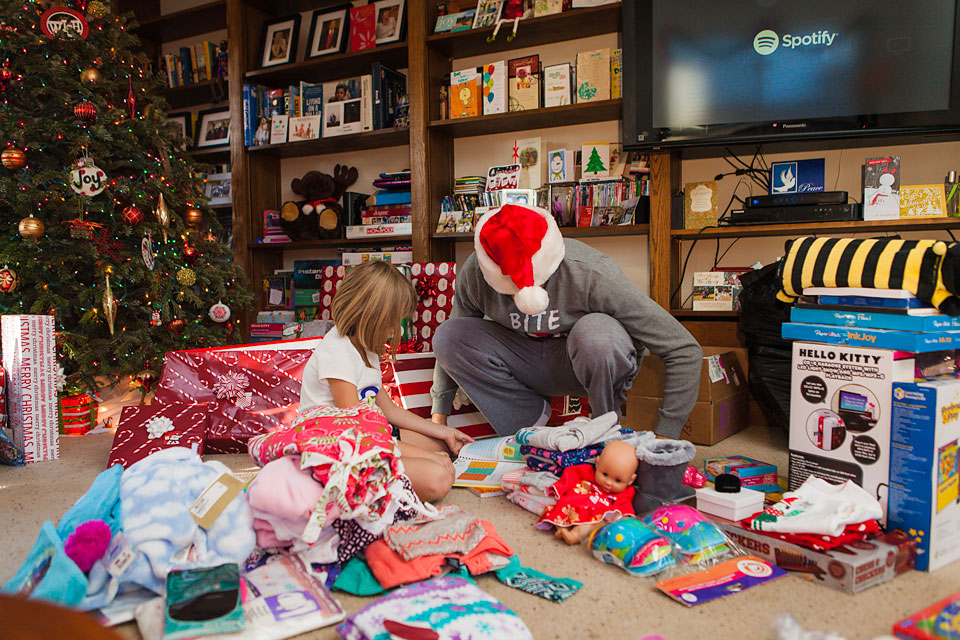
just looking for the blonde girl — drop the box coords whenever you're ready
[299,260,473,501]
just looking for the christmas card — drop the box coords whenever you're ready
[547,149,575,183]
[349,4,376,51]
[514,137,544,189]
[576,48,611,103]
[450,69,481,119]
[863,155,901,220]
[269,114,288,145]
[581,142,611,180]
[544,63,572,108]
[508,55,541,112]
[482,60,507,115]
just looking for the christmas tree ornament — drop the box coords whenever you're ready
[176,267,196,286]
[102,274,117,336]
[155,193,170,241]
[40,7,88,39]
[141,234,155,270]
[184,207,202,226]
[73,100,97,122]
[121,204,143,225]
[208,301,230,323]
[66,217,104,240]
[86,0,108,20]
[18,215,44,239]
[75,0,89,11]
[1,147,25,170]
[183,244,199,264]
[224,321,235,339]
[0,266,19,293]
[167,318,186,336]
[135,369,157,393]
[69,157,107,196]
[0,60,13,91]
[125,76,136,119]
[80,67,99,83]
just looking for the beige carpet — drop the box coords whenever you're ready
[2,425,958,640]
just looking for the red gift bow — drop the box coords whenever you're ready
[396,338,423,354]
[414,274,439,301]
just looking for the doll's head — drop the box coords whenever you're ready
[595,440,638,494]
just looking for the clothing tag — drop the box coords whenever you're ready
[301,504,325,544]
[268,288,283,305]
[312,291,320,303]
[106,532,136,577]
[707,355,725,383]
[189,473,245,529]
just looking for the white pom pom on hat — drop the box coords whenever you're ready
[474,204,565,315]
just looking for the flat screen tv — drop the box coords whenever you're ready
[623,0,960,149]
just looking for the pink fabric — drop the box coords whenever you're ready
[246,455,332,548]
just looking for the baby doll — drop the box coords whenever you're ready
[537,440,639,545]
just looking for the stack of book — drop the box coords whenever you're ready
[259,209,291,244]
[347,171,412,239]
[574,178,641,227]
[340,246,413,266]
[162,41,219,88]
[783,287,960,352]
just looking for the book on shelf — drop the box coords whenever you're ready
[543,63,572,108]
[576,48,611,103]
[345,222,412,239]
[361,214,411,225]
[453,436,525,490]
[178,46,194,85]
[482,60,507,115]
[193,42,207,82]
[267,89,285,118]
[321,75,373,138]
[508,55,541,111]
[368,190,411,206]
[611,48,622,99]
[285,84,300,117]
[371,63,407,129]
[343,192,371,226]
[300,82,323,117]
[450,68,481,119]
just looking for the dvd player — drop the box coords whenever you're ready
[725,203,861,225]
[745,190,848,208]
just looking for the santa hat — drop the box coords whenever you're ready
[475,204,565,315]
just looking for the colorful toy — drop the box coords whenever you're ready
[538,440,639,545]
[645,505,730,564]
[586,517,674,577]
[63,520,111,572]
[486,0,524,43]
[279,165,358,240]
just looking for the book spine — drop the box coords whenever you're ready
[194,42,206,82]
[371,62,383,130]
[243,84,253,147]
[817,295,923,309]
[165,53,176,88]
[179,47,194,85]
[370,191,412,206]
[345,222,412,239]
[362,74,373,131]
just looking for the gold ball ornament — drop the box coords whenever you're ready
[0,266,19,293]
[80,67,99,84]
[184,207,203,227]
[86,0,108,19]
[1,147,25,170]
[18,215,44,239]
[176,268,196,286]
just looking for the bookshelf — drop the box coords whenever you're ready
[245,127,410,158]
[428,99,622,138]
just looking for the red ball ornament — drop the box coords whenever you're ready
[0,266,19,293]
[0,60,13,91]
[183,245,199,264]
[167,318,186,336]
[74,100,97,122]
[1,147,25,170]
[121,204,143,225]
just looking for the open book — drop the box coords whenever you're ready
[453,436,526,490]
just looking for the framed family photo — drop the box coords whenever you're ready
[373,0,405,45]
[195,107,230,148]
[205,172,232,206]
[167,111,190,150]
[308,6,348,58]
[259,14,300,68]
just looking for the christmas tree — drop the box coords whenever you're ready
[0,1,252,394]
[584,146,606,174]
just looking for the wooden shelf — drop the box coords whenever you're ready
[671,217,960,240]
[164,80,224,110]
[433,224,648,240]
[243,0,344,15]
[426,4,621,59]
[246,127,409,158]
[671,309,739,319]
[132,1,226,42]
[245,43,408,87]
[250,235,412,250]
[430,99,621,138]
[187,147,230,163]
[210,203,233,211]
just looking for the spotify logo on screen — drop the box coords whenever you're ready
[754,29,779,54]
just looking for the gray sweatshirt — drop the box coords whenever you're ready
[430,238,703,437]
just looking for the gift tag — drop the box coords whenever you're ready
[268,288,283,306]
[189,473,245,530]
[106,532,136,577]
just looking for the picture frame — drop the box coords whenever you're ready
[259,14,300,69]
[195,107,231,148]
[205,172,232,206]
[373,0,405,45]
[452,9,476,32]
[501,188,537,206]
[307,6,348,58]
[166,111,190,150]
[473,0,503,29]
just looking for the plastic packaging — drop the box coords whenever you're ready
[584,517,675,577]
[772,612,847,640]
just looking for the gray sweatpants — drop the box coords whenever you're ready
[432,314,640,436]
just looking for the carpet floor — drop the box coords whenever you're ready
[1,424,957,640]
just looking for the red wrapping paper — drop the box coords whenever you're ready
[154,346,315,452]
[409,262,456,352]
[107,403,209,468]
[317,265,349,321]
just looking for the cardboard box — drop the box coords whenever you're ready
[789,342,916,522]
[704,456,779,492]
[1,315,59,463]
[715,519,916,594]
[889,377,960,571]
[624,348,749,444]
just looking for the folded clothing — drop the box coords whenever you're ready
[246,455,328,550]
[338,576,533,640]
[740,517,881,551]
[525,456,561,475]
[506,490,556,517]
[366,521,513,589]
[749,477,883,537]
[521,444,604,471]
[500,468,558,494]
[515,411,621,451]
[384,505,485,561]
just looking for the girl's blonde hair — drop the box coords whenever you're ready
[331,260,417,367]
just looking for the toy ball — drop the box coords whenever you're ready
[587,518,674,577]
[64,520,111,572]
